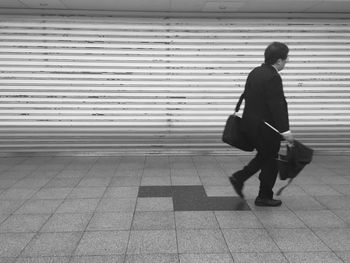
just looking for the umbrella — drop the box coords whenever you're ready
[276,140,314,195]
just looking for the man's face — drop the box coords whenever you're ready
[277,57,289,71]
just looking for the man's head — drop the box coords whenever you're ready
[264,42,289,71]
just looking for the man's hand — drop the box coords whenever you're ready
[282,131,294,145]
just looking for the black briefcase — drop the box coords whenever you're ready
[222,114,254,152]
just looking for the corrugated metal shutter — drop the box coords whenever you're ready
[0,15,350,155]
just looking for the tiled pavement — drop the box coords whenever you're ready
[0,154,350,263]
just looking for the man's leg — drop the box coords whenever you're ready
[233,152,265,182]
[230,152,265,198]
[257,156,279,199]
[254,135,281,206]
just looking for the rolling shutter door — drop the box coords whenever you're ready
[0,15,350,154]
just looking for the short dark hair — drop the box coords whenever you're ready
[264,42,289,65]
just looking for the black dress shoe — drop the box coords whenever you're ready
[255,197,282,207]
[229,175,244,199]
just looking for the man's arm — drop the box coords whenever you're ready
[265,75,293,142]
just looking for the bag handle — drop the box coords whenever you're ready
[234,92,245,114]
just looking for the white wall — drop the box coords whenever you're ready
[0,15,350,155]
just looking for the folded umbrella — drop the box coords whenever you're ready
[263,122,314,196]
[276,140,314,195]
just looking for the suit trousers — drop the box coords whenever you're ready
[235,124,281,199]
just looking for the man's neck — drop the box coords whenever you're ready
[272,64,279,72]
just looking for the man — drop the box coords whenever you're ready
[230,42,294,207]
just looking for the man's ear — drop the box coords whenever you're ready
[276,58,283,66]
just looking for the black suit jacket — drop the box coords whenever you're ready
[241,63,290,141]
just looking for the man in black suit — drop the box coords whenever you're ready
[230,42,294,206]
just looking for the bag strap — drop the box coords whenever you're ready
[235,92,245,113]
[276,178,293,196]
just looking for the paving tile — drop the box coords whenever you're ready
[0,214,51,233]
[40,213,93,232]
[231,252,288,263]
[315,196,350,210]
[170,169,197,177]
[44,178,81,188]
[211,197,251,211]
[299,185,342,196]
[318,174,350,185]
[293,176,323,186]
[175,211,219,229]
[271,185,308,197]
[12,179,50,189]
[222,229,279,253]
[114,169,143,177]
[142,168,170,177]
[179,253,233,263]
[21,232,82,257]
[200,176,230,186]
[144,158,169,169]
[177,229,229,253]
[96,198,136,212]
[15,257,70,263]
[74,231,129,255]
[31,188,72,200]
[87,212,133,231]
[0,214,10,225]
[0,180,18,189]
[103,187,139,198]
[170,162,196,169]
[14,199,63,214]
[283,196,326,211]
[76,177,111,188]
[70,255,124,263]
[0,233,35,257]
[127,230,177,254]
[171,175,201,186]
[55,199,99,213]
[254,210,307,229]
[295,210,347,228]
[1,155,350,262]
[335,251,350,263]
[313,228,350,251]
[172,186,249,211]
[117,163,144,171]
[55,171,86,178]
[215,211,262,229]
[125,254,178,263]
[268,228,330,252]
[330,184,350,195]
[295,166,335,179]
[140,176,171,186]
[195,165,222,172]
[86,170,115,178]
[137,186,172,197]
[0,188,38,200]
[245,199,289,211]
[284,252,343,263]
[109,176,141,187]
[236,185,259,199]
[66,187,106,199]
[204,186,235,197]
[132,211,175,230]
[332,209,350,224]
[215,155,243,163]
[135,197,173,211]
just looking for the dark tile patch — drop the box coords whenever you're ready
[206,197,250,211]
[138,186,172,197]
[138,185,250,211]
